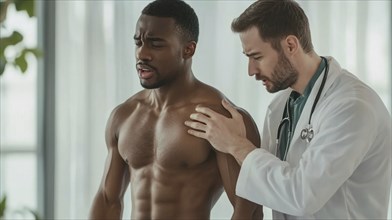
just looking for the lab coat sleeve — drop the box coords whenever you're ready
[236,97,379,216]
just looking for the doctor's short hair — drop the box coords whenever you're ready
[231,0,314,53]
[142,0,199,43]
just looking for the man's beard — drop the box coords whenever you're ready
[267,53,298,93]
[141,81,164,89]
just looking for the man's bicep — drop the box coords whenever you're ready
[89,146,129,218]
[215,151,241,205]
[90,107,130,218]
[216,152,263,219]
[101,106,130,201]
[100,146,130,201]
[238,108,261,148]
[212,104,261,197]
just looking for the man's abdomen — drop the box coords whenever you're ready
[130,161,223,220]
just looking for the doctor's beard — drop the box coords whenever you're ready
[267,53,298,93]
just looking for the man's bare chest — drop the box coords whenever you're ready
[117,107,213,169]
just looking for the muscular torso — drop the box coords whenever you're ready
[117,91,225,219]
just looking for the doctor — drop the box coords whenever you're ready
[185,0,392,219]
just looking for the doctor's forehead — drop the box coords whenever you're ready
[134,14,177,37]
[240,27,270,54]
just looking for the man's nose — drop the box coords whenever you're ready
[136,45,152,61]
[248,59,258,76]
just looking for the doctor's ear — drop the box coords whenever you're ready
[183,41,196,59]
[283,35,299,54]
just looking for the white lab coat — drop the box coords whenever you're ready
[236,57,392,219]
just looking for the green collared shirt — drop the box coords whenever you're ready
[278,58,326,160]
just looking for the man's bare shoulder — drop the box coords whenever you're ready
[113,90,148,112]
[194,82,249,118]
[192,82,226,108]
[107,90,149,125]
[195,82,260,142]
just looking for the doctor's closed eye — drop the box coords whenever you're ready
[253,56,263,61]
[243,51,263,61]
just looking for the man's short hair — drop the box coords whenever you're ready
[142,0,199,43]
[231,0,313,53]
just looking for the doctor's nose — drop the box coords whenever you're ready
[248,59,259,77]
[136,45,152,61]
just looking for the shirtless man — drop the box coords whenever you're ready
[89,0,262,219]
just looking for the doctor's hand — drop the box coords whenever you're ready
[185,99,256,160]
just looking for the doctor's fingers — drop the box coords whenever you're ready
[221,99,242,119]
[184,120,208,132]
[195,106,221,119]
[190,112,210,124]
[186,128,208,140]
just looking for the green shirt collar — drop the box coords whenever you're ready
[302,58,327,98]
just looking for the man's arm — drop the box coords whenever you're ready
[214,105,263,219]
[216,152,263,219]
[89,106,130,219]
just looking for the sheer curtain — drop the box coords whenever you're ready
[53,1,391,219]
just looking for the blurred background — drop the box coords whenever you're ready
[0,0,391,219]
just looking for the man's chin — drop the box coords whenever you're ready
[141,85,157,89]
[265,85,277,93]
[266,83,292,93]
[141,83,160,89]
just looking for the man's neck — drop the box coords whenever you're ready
[291,53,322,94]
[148,71,198,110]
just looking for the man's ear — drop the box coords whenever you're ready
[282,35,299,56]
[183,41,196,59]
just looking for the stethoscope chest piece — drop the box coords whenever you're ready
[276,57,329,157]
[300,124,314,143]
[298,56,329,144]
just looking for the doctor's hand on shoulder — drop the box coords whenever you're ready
[185,99,256,165]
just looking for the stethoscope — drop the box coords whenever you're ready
[276,57,329,160]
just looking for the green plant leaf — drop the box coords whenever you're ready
[12,48,40,74]
[0,0,38,77]
[14,0,35,17]
[0,31,23,54]
[0,1,11,23]
[24,48,43,58]
[0,56,6,76]
[15,51,28,73]
[26,208,41,220]
[0,195,6,218]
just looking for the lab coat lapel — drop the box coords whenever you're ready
[285,57,341,162]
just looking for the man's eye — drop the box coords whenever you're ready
[254,56,262,61]
[151,42,164,48]
[134,40,142,47]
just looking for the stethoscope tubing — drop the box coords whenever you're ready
[275,56,329,160]
[307,57,329,125]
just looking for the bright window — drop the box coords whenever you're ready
[0,3,38,219]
